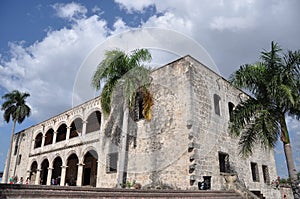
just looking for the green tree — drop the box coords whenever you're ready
[229,42,300,184]
[92,49,152,187]
[1,90,31,183]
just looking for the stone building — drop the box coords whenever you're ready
[2,56,280,198]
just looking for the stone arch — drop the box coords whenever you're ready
[82,149,98,187]
[40,159,49,185]
[34,132,43,148]
[85,110,101,134]
[70,117,83,138]
[66,153,79,186]
[50,153,65,167]
[80,146,98,163]
[56,123,67,142]
[51,156,63,185]
[84,108,101,121]
[68,114,83,126]
[44,128,54,146]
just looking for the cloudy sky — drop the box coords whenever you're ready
[0,0,299,178]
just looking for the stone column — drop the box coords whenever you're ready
[82,121,87,136]
[26,170,31,179]
[41,135,46,149]
[76,163,84,186]
[46,167,53,185]
[35,169,41,185]
[96,160,101,187]
[66,126,71,140]
[60,165,68,186]
[52,132,57,144]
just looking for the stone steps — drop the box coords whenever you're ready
[0,184,243,199]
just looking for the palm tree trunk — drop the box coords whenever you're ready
[283,143,297,181]
[117,106,129,188]
[2,119,16,183]
[281,116,297,182]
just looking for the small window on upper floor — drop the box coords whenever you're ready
[132,91,144,121]
[17,154,22,165]
[106,152,118,173]
[228,102,235,122]
[214,94,221,116]
[251,162,260,182]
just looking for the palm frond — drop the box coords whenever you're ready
[229,98,263,137]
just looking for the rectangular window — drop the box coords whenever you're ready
[251,162,259,182]
[214,94,221,115]
[106,152,118,173]
[262,165,270,184]
[17,154,22,165]
[219,152,230,173]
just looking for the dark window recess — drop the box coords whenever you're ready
[70,118,83,138]
[131,91,145,121]
[106,153,118,173]
[34,133,43,148]
[214,94,221,115]
[86,111,101,134]
[14,144,18,156]
[17,154,22,165]
[56,124,67,142]
[44,129,54,146]
[219,152,230,173]
[228,102,235,122]
[251,162,260,182]
[262,165,270,184]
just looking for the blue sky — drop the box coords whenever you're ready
[0,0,299,178]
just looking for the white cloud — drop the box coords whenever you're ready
[114,0,154,13]
[210,16,255,31]
[52,2,88,21]
[0,14,108,122]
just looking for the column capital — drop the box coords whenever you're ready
[82,120,88,124]
[47,167,54,170]
[61,165,68,169]
[67,126,72,129]
[77,163,85,166]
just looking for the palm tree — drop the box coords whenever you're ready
[229,42,300,187]
[92,49,152,187]
[1,90,31,183]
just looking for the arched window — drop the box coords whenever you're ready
[34,133,43,148]
[44,128,54,146]
[29,161,38,183]
[66,154,79,186]
[56,124,67,142]
[40,159,49,185]
[228,102,235,122]
[86,111,101,134]
[214,94,221,116]
[51,157,62,185]
[82,150,98,187]
[70,118,83,138]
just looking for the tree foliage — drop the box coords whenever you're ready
[1,90,31,124]
[229,41,300,156]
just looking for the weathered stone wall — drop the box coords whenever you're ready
[4,55,280,198]
[126,59,191,189]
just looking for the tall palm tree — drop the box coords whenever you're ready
[92,49,152,187]
[229,42,300,188]
[1,90,31,183]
